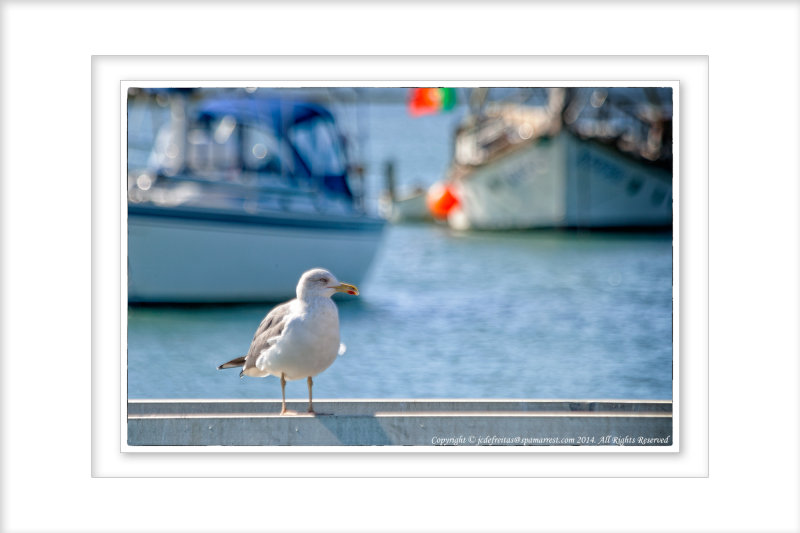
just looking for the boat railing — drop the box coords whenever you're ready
[127,169,363,214]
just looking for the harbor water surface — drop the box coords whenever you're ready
[128,225,673,400]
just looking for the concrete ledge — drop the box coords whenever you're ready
[128,399,672,447]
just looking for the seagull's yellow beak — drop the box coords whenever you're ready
[331,282,359,296]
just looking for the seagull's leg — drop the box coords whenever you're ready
[307,376,314,414]
[280,373,287,415]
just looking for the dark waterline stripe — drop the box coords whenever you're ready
[128,203,386,232]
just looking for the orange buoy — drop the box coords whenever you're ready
[427,182,460,219]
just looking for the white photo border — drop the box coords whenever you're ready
[1,1,796,532]
[100,57,699,472]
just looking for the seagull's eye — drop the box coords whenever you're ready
[319,277,329,284]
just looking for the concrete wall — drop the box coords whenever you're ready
[128,399,672,447]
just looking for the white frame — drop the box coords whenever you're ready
[2,1,797,532]
[101,57,706,477]
[105,63,695,472]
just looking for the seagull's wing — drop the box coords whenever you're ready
[241,299,294,375]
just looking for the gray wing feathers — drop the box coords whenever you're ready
[241,300,293,374]
[217,356,246,369]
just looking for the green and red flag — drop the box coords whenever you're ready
[408,87,457,116]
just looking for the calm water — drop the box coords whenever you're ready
[128,226,673,400]
[127,99,673,401]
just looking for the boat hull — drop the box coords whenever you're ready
[448,132,672,230]
[128,205,385,303]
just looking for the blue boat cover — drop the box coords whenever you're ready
[195,97,353,197]
[196,98,336,131]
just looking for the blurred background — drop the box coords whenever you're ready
[127,86,673,400]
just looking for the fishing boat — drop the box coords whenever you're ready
[433,87,673,230]
[127,91,385,303]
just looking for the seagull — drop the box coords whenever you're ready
[217,268,358,415]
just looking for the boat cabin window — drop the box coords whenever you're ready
[288,117,347,177]
[241,125,293,174]
[185,114,293,179]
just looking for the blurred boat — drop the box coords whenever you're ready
[379,188,432,223]
[377,161,432,222]
[127,92,385,303]
[438,88,673,230]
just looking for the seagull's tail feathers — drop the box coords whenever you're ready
[217,356,246,370]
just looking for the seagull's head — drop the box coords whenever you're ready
[297,268,359,300]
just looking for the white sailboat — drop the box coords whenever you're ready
[127,91,385,303]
